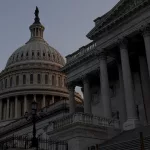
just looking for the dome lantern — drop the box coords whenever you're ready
[28,6,45,42]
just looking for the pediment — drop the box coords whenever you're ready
[87,0,149,39]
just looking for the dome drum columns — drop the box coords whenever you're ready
[0,94,64,120]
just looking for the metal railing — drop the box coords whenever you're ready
[0,135,68,150]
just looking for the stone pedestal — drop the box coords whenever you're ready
[123,119,141,131]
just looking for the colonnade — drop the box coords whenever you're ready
[68,26,150,130]
[0,94,59,120]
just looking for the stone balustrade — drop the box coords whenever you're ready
[66,42,96,63]
[51,113,120,131]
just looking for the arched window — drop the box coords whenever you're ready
[36,28,38,36]
[32,52,34,57]
[30,74,33,84]
[45,74,48,84]
[10,77,12,87]
[52,75,55,86]
[16,76,19,86]
[21,53,23,59]
[37,74,41,84]
[23,75,26,84]
[26,52,28,57]
[5,79,7,88]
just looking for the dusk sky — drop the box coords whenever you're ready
[0,0,119,71]
[0,0,119,94]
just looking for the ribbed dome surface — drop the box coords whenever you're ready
[6,39,65,68]
[6,10,65,68]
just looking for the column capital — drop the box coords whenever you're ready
[140,24,150,37]
[95,50,108,60]
[117,37,128,50]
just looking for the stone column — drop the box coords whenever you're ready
[142,25,150,77]
[0,100,2,120]
[68,84,75,114]
[83,76,92,114]
[118,64,127,124]
[139,55,150,124]
[119,39,140,130]
[10,101,13,119]
[33,94,36,102]
[42,95,46,108]
[99,52,111,118]
[15,96,18,118]
[52,96,54,103]
[24,95,27,113]
[6,98,9,119]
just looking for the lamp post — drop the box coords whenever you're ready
[24,101,38,149]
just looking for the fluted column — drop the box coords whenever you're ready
[142,25,150,77]
[42,95,46,108]
[119,39,140,130]
[15,96,18,118]
[118,64,127,124]
[24,95,27,113]
[10,101,13,119]
[68,84,75,114]
[0,100,2,120]
[139,55,150,124]
[33,94,36,102]
[6,98,10,119]
[99,52,111,118]
[83,76,92,114]
[52,96,54,104]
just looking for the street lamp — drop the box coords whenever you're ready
[24,101,38,149]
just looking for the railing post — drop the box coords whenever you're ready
[93,116,99,126]
[73,113,80,122]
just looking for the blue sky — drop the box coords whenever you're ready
[0,0,119,71]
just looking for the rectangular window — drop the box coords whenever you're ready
[16,76,19,86]
[30,74,33,84]
[5,79,7,88]
[23,75,26,84]
[45,75,48,84]
[37,74,41,84]
[10,77,12,87]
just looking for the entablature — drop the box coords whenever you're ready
[87,0,149,40]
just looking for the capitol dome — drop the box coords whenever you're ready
[0,7,82,121]
[6,15,65,68]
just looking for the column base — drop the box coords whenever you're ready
[123,119,141,131]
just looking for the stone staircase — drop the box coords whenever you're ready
[88,125,150,150]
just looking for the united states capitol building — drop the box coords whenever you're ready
[1,0,150,150]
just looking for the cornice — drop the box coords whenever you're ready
[87,0,149,40]
[62,49,96,73]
